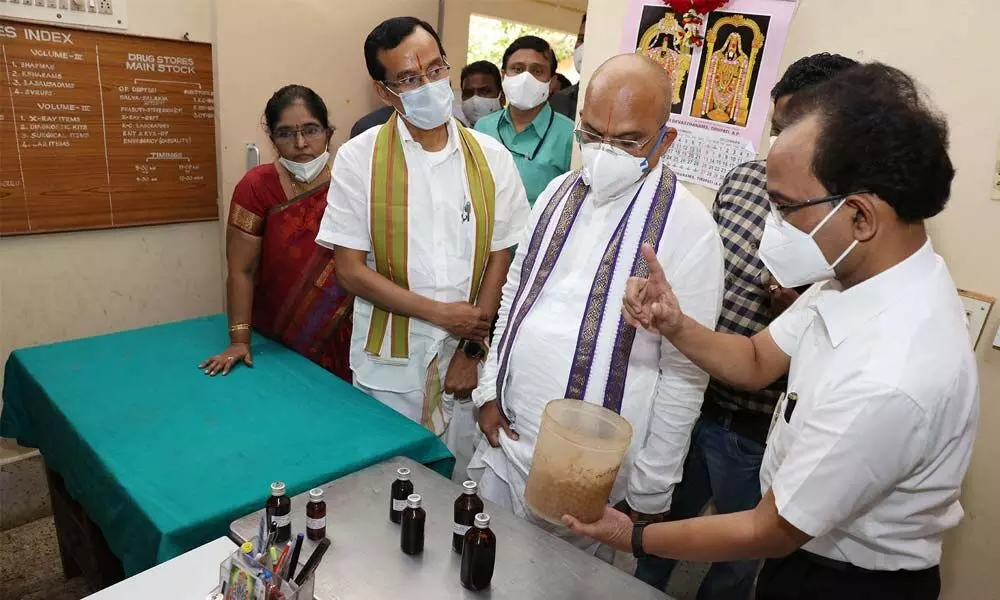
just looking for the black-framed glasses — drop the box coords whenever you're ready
[271,123,330,143]
[384,62,452,92]
[769,190,869,224]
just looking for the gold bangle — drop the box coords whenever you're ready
[229,323,251,333]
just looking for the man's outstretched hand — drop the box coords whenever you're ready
[623,243,685,338]
[562,506,634,553]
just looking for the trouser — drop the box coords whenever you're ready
[634,415,765,599]
[755,550,940,600]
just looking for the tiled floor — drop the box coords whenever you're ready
[0,454,51,532]
[0,439,38,466]
[0,517,91,600]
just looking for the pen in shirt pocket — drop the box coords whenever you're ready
[784,392,798,423]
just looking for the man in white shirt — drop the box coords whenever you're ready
[565,63,978,600]
[469,54,724,540]
[318,17,530,477]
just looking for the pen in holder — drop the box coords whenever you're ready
[209,537,316,600]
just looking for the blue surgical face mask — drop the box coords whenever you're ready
[388,78,455,131]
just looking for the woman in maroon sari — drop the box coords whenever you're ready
[200,85,351,379]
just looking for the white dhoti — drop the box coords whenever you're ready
[356,342,481,483]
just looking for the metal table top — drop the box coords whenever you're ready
[230,456,671,600]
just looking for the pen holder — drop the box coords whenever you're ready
[209,545,315,600]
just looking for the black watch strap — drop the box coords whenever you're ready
[459,338,487,361]
[632,523,648,558]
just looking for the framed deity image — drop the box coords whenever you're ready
[689,12,771,127]
[632,5,692,114]
[619,0,797,190]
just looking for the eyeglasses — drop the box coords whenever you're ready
[768,190,869,224]
[573,126,664,152]
[505,63,551,81]
[384,62,452,92]
[271,123,329,144]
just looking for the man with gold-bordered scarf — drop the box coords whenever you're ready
[318,16,529,478]
[469,54,724,543]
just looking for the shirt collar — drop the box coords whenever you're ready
[501,103,553,136]
[396,114,459,156]
[815,239,937,347]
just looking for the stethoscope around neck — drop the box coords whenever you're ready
[495,105,555,161]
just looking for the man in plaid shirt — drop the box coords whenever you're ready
[635,53,858,599]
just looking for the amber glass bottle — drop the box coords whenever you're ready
[460,513,496,591]
[390,468,414,524]
[400,494,426,555]
[306,488,326,540]
[265,481,291,543]
[452,480,484,553]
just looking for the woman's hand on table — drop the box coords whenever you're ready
[199,342,253,376]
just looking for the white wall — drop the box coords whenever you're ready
[212,0,440,226]
[582,0,1000,597]
[0,0,224,436]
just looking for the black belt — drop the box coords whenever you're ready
[799,550,939,577]
[758,550,942,600]
[801,550,875,573]
[700,400,772,445]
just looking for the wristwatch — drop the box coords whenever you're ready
[458,339,488,361]
[632,522,649,558]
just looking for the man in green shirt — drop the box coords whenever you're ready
[475,36,574,206]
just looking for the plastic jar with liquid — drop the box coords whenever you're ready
[523,399,633,524]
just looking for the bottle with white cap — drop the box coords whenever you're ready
[400,493,426,555]
[306,487,326,540]
[265,481,291,543]
[453,480,485,553]
[460,512,496,590]
[390,467,414,524]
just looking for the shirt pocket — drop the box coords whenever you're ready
[766,391,802,465]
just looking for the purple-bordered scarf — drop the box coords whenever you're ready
[495,167,678,417]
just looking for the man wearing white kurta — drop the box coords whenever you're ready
[318,17,529,478]
[469,55,724,533]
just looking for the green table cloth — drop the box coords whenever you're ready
[1,315,454,576]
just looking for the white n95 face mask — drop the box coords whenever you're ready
[279,150,330,183]
[462,95,502,125]
[397,78,455,130]
[581,144,647,201]
[502,72,550,110]
[758,198,858,288]
[580,128,667,201]
[573,44,584,74]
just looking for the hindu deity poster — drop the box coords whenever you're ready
[621,0,797,189]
